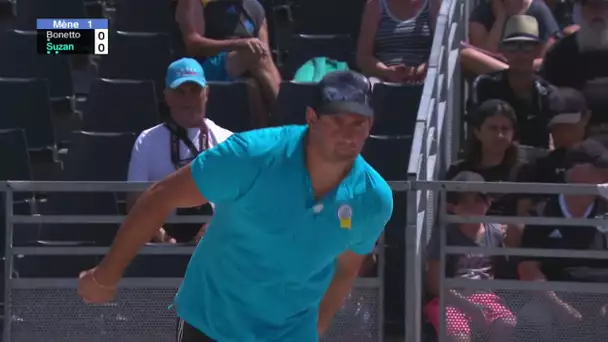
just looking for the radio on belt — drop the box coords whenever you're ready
[36,18,109,55]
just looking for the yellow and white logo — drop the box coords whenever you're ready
[337,204,352,230]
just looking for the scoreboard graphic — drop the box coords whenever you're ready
[36,18,108,55]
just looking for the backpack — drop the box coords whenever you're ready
[293,57,350,83]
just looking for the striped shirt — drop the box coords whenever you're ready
[373,0,433,67]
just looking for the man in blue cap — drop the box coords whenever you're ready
[78,70,394,342]
[127,57,232,244]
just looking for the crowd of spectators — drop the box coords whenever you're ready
[429,0,608,340]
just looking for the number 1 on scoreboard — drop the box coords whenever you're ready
[94,29,109,55]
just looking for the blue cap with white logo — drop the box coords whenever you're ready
[165,58,207,89]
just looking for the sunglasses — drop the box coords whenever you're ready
[501,41,538,52]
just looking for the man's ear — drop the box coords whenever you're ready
[305,107,318,125]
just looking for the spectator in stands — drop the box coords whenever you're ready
[583,77,608,135]
[175,0,282,126]
[462,0,560,77]
[127,58,232,243]
[426,171,516,342]
[470,15,556,149]
[356,0,439,83]
[513,88,589,246]
[446,99,521,216]
[518,135,608,339]
[541,0,608,89]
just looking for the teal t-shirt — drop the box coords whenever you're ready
[174,125,393,342]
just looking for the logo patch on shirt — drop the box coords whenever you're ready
[337,204,352,229]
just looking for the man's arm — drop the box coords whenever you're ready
[89,132,265,287]
[317,188,393,334]
[317,251,366,335]
[94,165,208,285]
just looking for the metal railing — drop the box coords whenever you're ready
[0,181,392,342]
[406,0,469,340]
[417,180,608,342]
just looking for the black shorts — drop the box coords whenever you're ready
[176,319,215,342]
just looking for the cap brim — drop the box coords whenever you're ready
[548,113,582,126]
[168,77,207,89]
[501,36,541,43]
[317,101,374,117]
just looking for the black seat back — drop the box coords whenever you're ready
[275,81,317,125]
[0,77,56,149]
[207,81,254,132]
[83,79,159,133]
[372,83,422,136]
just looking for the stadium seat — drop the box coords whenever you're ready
[16,0,87,30]
[292,0,365,38]
[0,30,74,101]
[0,129,38,248]
[206,81,254,132]
[362,135,412,180]
[0,78,56,150]
[275,81,317,125]
[37,132,136,246]
[282,34,354,79]
[83,79,159,133]
[63,131,136,181]
[0,129,32,183]
[114,0,174,33]
[98,31,171,100]
[0,128,35,201]
[372,83,423,136]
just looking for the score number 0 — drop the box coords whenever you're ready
[94,28,109,55]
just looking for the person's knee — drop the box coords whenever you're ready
[226,50,262,77]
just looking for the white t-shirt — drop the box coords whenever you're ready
[127,119,233,182]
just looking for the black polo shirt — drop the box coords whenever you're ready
[520,196,608,282]
[517,147,568,185]
[540,32,608,90]
[446,160,519,216]
[470,70,555,148]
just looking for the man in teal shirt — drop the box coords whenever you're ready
[78,71,394,342]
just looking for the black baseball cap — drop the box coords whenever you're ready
[314,71,374,118]
[467,99,517,127]
[565,135,608,168]
[547,87,587,126]
[446,171,491,204]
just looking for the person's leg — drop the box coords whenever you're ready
[225,50,281,107]
[176,318,215,342]
[470,293,516,342]
[243,77,269,127]
[424,298,473,342]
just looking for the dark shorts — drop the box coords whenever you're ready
[176,319,215,342]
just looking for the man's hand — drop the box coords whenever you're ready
[153,227,177,244]
[78,267,118,304]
